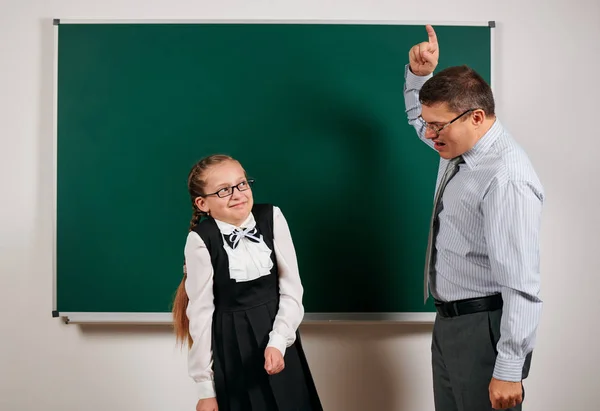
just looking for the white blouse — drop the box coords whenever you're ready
[214,213,274,282]
[184,206,305,399]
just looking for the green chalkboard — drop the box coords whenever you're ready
[54,21,492,319]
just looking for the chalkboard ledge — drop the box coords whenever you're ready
[56,312,435,324]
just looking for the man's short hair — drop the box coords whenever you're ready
[420,65,495,116]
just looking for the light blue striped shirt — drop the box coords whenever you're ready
[403,66,544,382]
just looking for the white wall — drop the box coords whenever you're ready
[1,1,599,410]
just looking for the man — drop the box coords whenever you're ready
[404,25,544,410]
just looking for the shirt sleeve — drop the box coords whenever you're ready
[184,231,217,399]
[267,206,305,356]
[482,180,544,382]
[403,64,435,149]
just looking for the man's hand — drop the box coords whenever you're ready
[489,377,523,409]
[408,25,439,76]
[264,346,285,375]
[196,397,218,411]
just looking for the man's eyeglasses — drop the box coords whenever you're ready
[202,179,255,198]
[419,108,477,136]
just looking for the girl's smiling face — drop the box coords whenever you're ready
[194,160,253,227]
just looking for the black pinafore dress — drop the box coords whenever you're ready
[193,203,323,411]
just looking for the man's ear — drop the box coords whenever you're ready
[195,197,209,213]
[472,109,485,126]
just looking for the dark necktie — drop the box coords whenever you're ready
[424,156,464,302]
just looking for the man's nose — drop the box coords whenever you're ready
[424,127,438,139]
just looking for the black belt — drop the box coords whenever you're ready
[434,293,503,318]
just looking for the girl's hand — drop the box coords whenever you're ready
[264,347,285,375]
[196,397,218,411]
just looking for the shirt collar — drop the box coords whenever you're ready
[214,212,255,235]
[462,118,502,169]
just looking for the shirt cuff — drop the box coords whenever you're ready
[267,332,288,357]
[404,64,432,90]
[493,356,526,382]
[196,380,216,399]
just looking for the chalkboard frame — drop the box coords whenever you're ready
[51,18,495,324]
